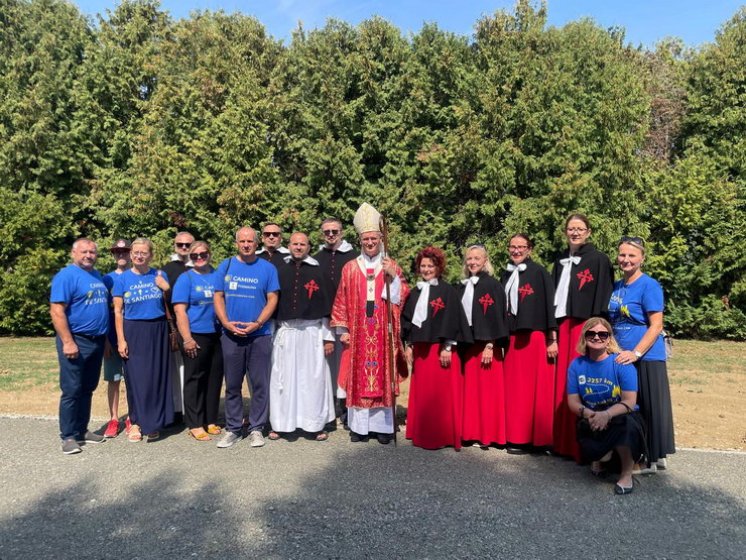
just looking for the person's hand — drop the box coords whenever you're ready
[324,341,334,356]
[382,257,397,278]
[481,345,494,367]
[440,348,452,368]
[183,338,200,359]
[243,321,261,335]
[118,340,128,359]
[62,340,79,360]
[226,321,249,336]
[404,346,413,367]
[546,340,558,360]
[589,410,610,431]
[155,270,169,291]
[340,333,351,346]
[615,350,638,365]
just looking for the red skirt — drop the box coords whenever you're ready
[461,344,506,445]
[406,342,463,451]
[503,330,555,447]
[553,318,584,461]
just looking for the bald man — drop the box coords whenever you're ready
[213,227,280,449]
[268,233,335,441]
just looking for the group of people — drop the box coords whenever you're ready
[51,205,675,494]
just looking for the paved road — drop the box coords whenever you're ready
[1,416,744,559]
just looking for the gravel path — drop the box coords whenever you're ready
[1,416,744,559]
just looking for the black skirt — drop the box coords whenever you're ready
[577,412,647,465]
[636,360,676,462]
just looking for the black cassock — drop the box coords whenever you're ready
[551,243,614,320]
[276,258,333,321]
[500,259,557,333]
[313,246,357,314]
[401,282,473,345]
[457,272,509,344]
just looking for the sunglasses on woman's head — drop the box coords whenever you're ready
[585,330,610,341]
[620,235,645,246]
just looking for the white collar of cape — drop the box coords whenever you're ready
[170,253,194,268]
[256,246,290,255]
[283,255,319,266]
[317,239,353,253]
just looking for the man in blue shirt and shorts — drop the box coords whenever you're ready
[50,238,110,455]
[214,227,280,448]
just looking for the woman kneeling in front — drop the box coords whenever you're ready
[567,317,646,495]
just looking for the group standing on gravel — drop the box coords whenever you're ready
[50,205,675,494]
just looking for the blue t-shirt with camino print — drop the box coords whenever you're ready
[112,268,166,320]
[172,269,219,334]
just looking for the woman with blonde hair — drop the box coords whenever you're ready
[459,244,509,448]
[113,237,173,442]
[567,317,646,495]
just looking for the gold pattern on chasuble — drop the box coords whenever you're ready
[364,319,381,394]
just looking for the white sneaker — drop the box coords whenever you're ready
[656,458,668,470]
[217,431,241,449]
[248,430,265,448]
[632,463,657,475]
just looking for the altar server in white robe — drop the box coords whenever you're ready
[269,233,336,441]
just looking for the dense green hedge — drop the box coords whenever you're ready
[1,0,745,338]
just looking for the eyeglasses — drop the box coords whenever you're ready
[262,231,281,238]
[584,330,610,341]
[322,229,340,236]
[508,245,528,251]
[566,228,588,234]
[189,252,209,261]
[620,235,646,247]
[131,251,149,258]
[175,242,191,248]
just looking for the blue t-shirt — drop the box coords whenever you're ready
[608,274,666,361]
[50,264,109,336]
[567,355,638,410]
[214,256,280,337]
[112,268,167,320]
[172,269,219,334]
[103,270,126,345]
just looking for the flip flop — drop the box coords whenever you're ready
[188,430,211,442]
[206,425,222,435]
[316,431,329,442]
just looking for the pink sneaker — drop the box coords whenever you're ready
[124,417,132,434]
[104,419,120,438]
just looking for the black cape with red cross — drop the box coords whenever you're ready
[401,282,473,344]
[457,272,509,343]
[499,259,558,333]
[276,259,333,321]
[313,246,357,291]
[551,243,614,320]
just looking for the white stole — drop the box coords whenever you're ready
[554,255,581,318]
[461,276,480,326]
[504,263,527,315]
[413,279,439,327]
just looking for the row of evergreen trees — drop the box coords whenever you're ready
[1,0,745,338]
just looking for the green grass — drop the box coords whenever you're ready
[0,337,59,391]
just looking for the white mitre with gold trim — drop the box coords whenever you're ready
[353,202,381,234]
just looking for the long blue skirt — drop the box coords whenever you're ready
[123,318,174,434]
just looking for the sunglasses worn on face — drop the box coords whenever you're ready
[190,252,209,261]
[176,242,191,248]
[585,330,610,341]
[262,232,281,238]
[322,229,340,236]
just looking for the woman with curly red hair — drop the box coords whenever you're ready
[402,246,472,450]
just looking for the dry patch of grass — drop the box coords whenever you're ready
[1,337,744,450]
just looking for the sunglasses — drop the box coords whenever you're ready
[322,229,340,236]
[111,250,130,256]
[189,252,209,261]
[262,231,281,238]
[585,330,610,341]
[620,235,646,247]
[175,242,192,248]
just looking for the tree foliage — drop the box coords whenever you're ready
[1,0,745,338]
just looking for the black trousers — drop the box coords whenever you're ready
[180,332,223,429]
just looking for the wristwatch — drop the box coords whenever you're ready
[633,350,643,359]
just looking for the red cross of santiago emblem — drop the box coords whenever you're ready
[518,283,534,302]
[304,279,320,299]
[429,297,445,317]
[478,293,494,314]
[577,268,594,290]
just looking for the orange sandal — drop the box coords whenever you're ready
[188,430,211,442]
[206,424,222,436]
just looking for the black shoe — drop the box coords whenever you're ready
[506,446,528,455]
[350,432,369,443]
[62,438,82,455]
[376,433,392,445]
[614,483,634,495]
